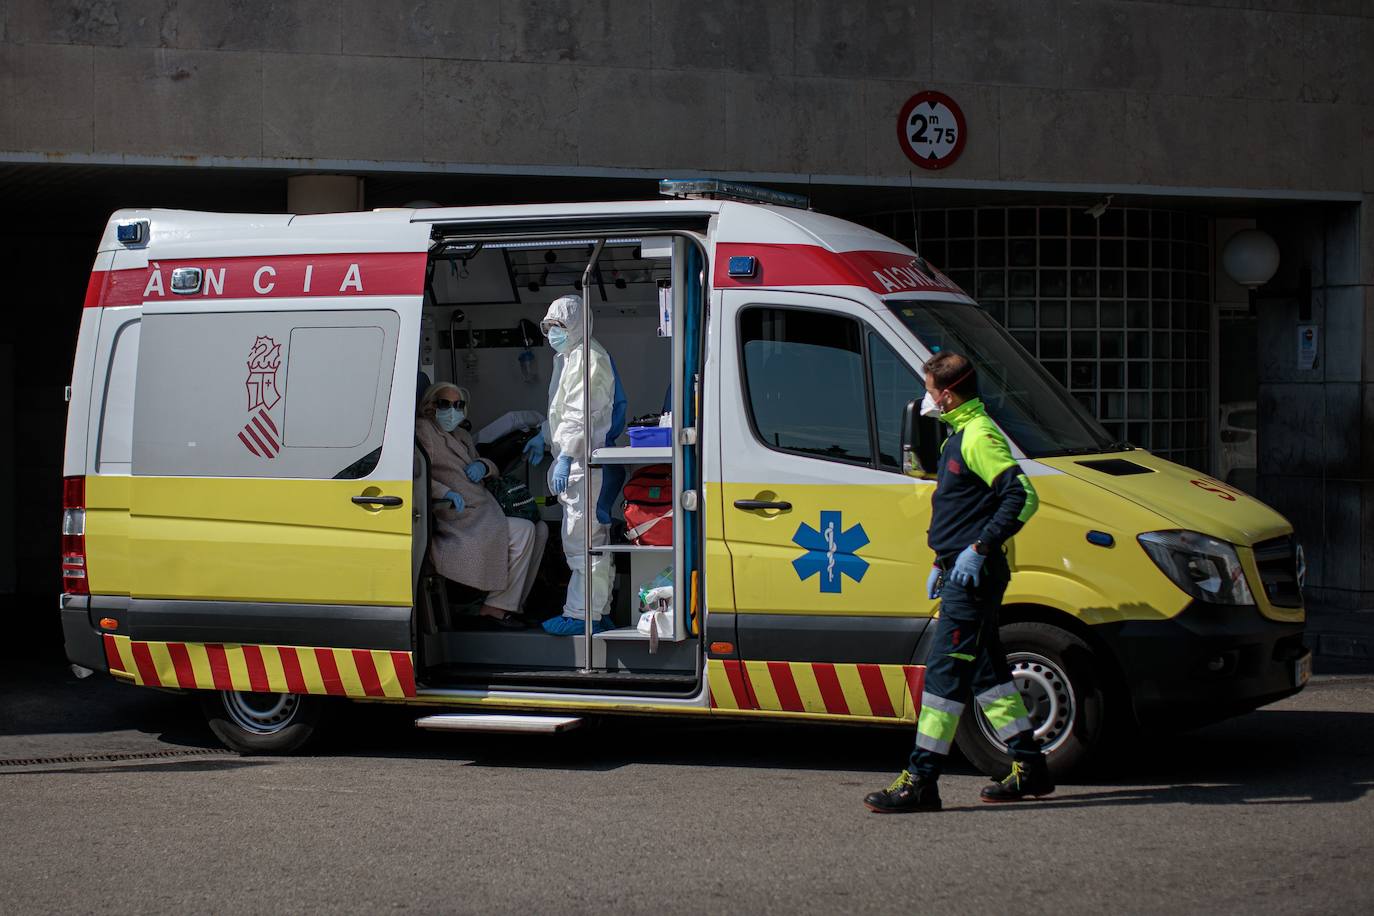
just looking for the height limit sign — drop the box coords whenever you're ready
[898,91,967,170]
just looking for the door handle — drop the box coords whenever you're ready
[733,499,792,512]
[352,495,404,507]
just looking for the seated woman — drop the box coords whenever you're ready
[417,382,548,629]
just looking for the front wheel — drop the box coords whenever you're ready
[199,690,324,754]
[955,622,1109,778]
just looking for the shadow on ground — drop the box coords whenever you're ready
[5,657,1372,810]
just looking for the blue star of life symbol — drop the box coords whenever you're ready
[792,511,870,594]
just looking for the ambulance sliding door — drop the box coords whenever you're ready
[126,287,422,652]
[718,290,937,704]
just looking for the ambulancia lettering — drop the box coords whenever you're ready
[871,260,963,294]
[138,260,367,298]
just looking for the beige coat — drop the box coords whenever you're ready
[416,418,508,593]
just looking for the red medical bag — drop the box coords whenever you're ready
[622,464,673,546]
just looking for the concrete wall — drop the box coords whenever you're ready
[1256,202,1374,610]
[0,1,1370,195]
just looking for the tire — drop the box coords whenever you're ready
[954,621,1108,779]
[199,690,325,755]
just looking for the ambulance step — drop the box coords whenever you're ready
[414,713,583,734]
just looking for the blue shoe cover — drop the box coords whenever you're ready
[541,615,614,636]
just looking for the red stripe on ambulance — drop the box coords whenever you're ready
[352,649,384,698]
[722,660,754,709]
[811,663,850,715]
[206,644,233,690]
[767,661,805,713]
[130,641,161,688]
[279,647,308,694]
[857,663,897,718]
[84,252,425,308]
[712,243,968,298]
[103,633,124,674]
[390,651,416,697]
[905,666,926,718]
[167,642,197,689]
[314,647,346,696]
[242,644,271,693]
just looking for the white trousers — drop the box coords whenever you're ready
[558,463,612,620]
[485,517,549,612]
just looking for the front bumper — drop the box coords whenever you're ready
[1095,600,1308,728]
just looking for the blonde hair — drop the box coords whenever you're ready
[418,382,470,418]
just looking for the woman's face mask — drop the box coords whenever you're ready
[435,406,464,432]
[547,327,570,352]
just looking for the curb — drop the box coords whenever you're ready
[1304,606,1374,673]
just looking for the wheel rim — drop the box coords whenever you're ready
[974,651,1077,755]
[221,690,299,735]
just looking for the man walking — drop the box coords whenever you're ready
[865,351,1053,813]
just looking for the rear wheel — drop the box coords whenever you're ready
[199,690,324,754]
[955,622,1108,778]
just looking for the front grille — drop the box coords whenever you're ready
[1253,536,1302,608]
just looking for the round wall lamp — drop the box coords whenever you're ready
[1221,228,1280,289]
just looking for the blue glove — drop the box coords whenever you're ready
[552,455,572,495]
[522,431,546,464]
[443,489,465,513]
[950,545,985,588]
[926,565,941,600]
[464,460,486,483]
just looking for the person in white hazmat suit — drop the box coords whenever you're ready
[526,294,616,635]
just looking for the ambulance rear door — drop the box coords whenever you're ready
[123,227,429,686]
[716,288,938,718]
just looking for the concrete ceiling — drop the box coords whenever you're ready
[0,162,1333,240]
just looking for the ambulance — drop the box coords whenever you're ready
[60,181,1310,774]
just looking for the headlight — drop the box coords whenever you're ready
[1137,530,1256,606]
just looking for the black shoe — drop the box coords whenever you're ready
[471,610,526,631]
[864,770,942,814]
[980,757,1055,803]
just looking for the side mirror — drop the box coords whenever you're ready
[901,399,928,478]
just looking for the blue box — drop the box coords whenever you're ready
[628,426,672,447]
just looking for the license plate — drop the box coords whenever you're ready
[1294,652,1312,687]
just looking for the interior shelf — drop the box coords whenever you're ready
[596,626,686,643]
[590,446,671,465]
[595,627,648,641]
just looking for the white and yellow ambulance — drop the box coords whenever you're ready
[61,181,1309,773]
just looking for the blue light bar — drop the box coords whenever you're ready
[659,179,809,210]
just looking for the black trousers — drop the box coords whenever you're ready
[909,552,1041,779]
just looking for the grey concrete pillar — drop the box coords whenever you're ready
[0,343,13,593]
[1255,200,1373,612]
[287,175,364,214]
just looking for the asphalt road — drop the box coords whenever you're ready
[2,661,1372,915]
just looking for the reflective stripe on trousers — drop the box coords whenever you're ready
[915,691,965,756]
[975,681,1034,741]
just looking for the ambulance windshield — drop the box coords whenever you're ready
[884,300,1121,458]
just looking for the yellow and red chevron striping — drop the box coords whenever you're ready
[708,658,925,721]
[103,634,415,699]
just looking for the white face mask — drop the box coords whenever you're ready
[920,391,943,418]
[435,406,464,432]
